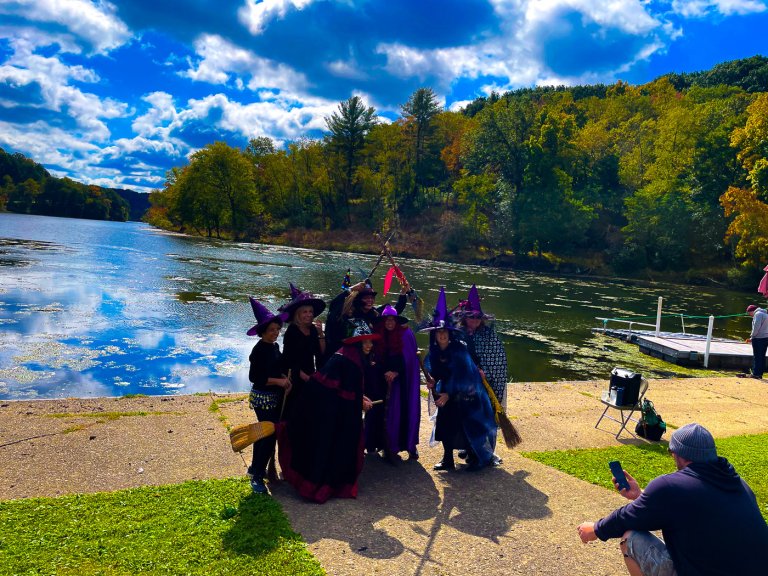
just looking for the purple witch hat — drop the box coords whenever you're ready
[247,297,287,336]
[373,304,409,325]
[418,287,459,332]
[457,284,494,321]
[279,282,326,320]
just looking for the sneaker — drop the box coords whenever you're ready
[457,450,468,460]
[250,478,268,494]
[433,460,455,471]
[492,454,503,466]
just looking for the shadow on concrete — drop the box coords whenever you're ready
[272,453,551,568]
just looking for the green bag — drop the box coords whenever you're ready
[635,399,666,441]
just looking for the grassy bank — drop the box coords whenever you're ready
[0,478,323,576]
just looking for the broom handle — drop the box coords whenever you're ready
[480,373,504,416]
[374,233,410,291]
[278,369,291,421]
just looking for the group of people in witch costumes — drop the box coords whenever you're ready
[244,278,508,503]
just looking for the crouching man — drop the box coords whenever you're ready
[577,423,768,576]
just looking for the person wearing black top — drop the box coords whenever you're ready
[279,285,327,418]
[245,297,290,495]
[324,280,407,360]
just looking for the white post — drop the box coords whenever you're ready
[704,315,715,368]
[655,297,663,336]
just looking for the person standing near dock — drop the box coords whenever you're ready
[743,304,768,379]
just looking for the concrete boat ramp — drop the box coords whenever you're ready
[592,328,757,370]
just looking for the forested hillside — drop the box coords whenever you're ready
[145,56,768,285]
[0,148,131,222]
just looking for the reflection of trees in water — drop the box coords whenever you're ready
[274,460,551,575]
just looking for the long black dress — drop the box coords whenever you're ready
[281,322,323,417]
[277,343,373,503]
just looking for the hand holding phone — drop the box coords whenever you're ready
[609,460,631,492]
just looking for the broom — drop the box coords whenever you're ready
[230,420,276,452]
[480,374,522,449]
[230,370,291,453]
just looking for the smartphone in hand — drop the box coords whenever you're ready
[609,460,631,491]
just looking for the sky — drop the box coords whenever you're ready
[1,0,767,194]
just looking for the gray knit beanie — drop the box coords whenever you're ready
[669,423,717,462]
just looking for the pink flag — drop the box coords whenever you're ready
[383,266,396,296]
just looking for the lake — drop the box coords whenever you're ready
[0,212,753,400]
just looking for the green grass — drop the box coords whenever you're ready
[209,395,248,430]
[522,433,768,520]
[0,478,324,576]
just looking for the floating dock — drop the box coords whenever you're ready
[592,328,757,370]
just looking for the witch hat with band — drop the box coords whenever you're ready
[373,304,409,325]
[419,287,459,332]
[456,284,494,321]
[343,320,382,344]
[246,297,287,336]
[355,278,377,298]
[279,282,326,320]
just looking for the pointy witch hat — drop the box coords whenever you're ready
[456,284,494,321]
[373,304,409,325]
[279,282,326,320]
[418,286,459,332]
[342,320,382,344]
[247,297,287,336]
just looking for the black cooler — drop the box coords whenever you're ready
[609,367,642,406]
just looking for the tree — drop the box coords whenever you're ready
[325,96,377,224]
[720,186,768,270]
[732,93,768,200]
[622,182,694,270]
[187,142,257,239]
[401,87,443,213]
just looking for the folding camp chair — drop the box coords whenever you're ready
[595,377,649,439]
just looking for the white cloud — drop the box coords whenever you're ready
[671,0,767,17]
[179,92,338,142]
[238,0,316,35]
[0,0,131,54]
[132,92,180,138]
[376,42,518,83]
[448,99,473,112]
[0,37,128,141]
[182,34,309,97]
[522,0,660,35]
[326,58,368,80]
[376,0,671,93]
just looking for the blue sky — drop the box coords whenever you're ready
[1,0,767,193]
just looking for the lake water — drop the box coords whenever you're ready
[0,213,753,400]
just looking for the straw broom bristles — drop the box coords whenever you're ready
[481,374,522,449]
[496,410,522,449]
[229,421,275,453]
